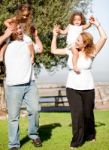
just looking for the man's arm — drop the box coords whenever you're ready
[0,28,12,46]
[33,30,43,53]
[4,17,16,28]
[0,43,8,61]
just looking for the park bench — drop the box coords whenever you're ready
[37,82,109,108]
[37,84,67,107]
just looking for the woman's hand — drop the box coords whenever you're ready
[53,25,59,36]
[90,16,107,55]
[51,25,67,55]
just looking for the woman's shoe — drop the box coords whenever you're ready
[70,146,77,149]
[89,139,96,142]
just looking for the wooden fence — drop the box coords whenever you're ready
[0,81,109,109]
[37,82,109,106]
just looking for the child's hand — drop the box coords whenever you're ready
[89,16,100,27]
[8,23,18,33]
[89,16,95,24]
[71,46,79,55]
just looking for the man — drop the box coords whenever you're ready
[0,23,43,150]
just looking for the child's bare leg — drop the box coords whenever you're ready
[72,47,80,74]
[73,54,80,74]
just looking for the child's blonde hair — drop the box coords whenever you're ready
[15,3,32,34]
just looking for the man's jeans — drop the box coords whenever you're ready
[5,80,40,148]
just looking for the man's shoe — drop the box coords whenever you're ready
[10,147,19,150]
[32,137,42,147]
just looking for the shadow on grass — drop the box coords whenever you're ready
[95,121,105,127]
[68,121,106,128]
[20,136,30,147]
[39,123,61,142]
[20,123,61,147]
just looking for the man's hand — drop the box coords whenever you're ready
[4,28,13,38]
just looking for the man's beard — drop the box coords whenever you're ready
[11,33,23,41]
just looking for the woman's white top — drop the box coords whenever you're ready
[66,49,95,90]
[66,24,82,47]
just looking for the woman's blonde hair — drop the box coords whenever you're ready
[15,3,32,34]
[80,32,95,57]
[69,11,86,25]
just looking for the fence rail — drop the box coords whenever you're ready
[0,81,109,109]
[37,82,109,106]
[38,84,66,106]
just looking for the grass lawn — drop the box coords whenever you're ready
[0,109,109,150]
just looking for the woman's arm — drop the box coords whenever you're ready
[51,27,67,55]
[54,24,68,35]
[91,17,107,55]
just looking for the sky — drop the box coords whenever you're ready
[37,0,109,84]
[90,0,109,81]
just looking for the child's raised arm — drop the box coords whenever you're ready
[82,22,91,30]
[4,16,16,28]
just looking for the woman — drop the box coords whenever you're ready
[51,17,107,149]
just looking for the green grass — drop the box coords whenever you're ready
[0,110,109,150]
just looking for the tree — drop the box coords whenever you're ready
[32,0,92,72]
[0,0,92,73]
